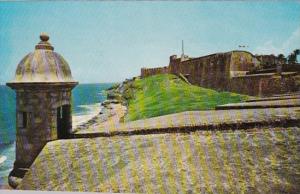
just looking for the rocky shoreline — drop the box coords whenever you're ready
[72,99,128,134]
[73,104,114,133]
[106,77,138,104]
[71,77,139,134]
[72,103,102,128]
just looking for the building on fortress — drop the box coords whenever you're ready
[141,50,299,96]
[6,33,78,188]
[168,51,259,89]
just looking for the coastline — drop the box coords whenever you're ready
[0,143,15,190]
[72,103,102,128]
[72,99,127,134]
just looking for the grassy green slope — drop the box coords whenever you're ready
[126,74,249,121]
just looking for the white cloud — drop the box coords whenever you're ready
[282,27,300,52]
[255,40,282,55]
[254,26,300,56]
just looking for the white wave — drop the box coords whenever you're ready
[0,156,7,165]
[76,103,101,114]
[72,103,102,128]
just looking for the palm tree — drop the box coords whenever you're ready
[277,54,286,63]
[288,53,296,64]
[277,54,286,74]
[288,49,300,64]
[294,49,300,63]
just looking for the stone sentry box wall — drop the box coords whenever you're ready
[14,86,72,168]
[6,33,78,188]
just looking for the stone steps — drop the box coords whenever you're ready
[73,107,300,136]
[216,99,300,110]
[246,95,300,102]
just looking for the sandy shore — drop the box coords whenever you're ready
[73,103,127,134]
[72,103,102,128]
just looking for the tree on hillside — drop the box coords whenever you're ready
[277,54,287,64]
[277,54,286,74]
[294,49,300,63]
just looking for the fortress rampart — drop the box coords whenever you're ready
[141,50,299,96]
[169,53,232,89]
[141,66,169,78]
[229,73,298,96]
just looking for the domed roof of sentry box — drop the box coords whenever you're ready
[8,33,77,85]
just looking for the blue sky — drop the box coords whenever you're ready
[1,1,300,83]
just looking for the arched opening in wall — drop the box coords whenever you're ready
[57,104,71,139]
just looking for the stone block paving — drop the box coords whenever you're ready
[18,98,300,193]
[75,107,299,135]
[216,98,300,110]
[19,127,300,193]
[246,95,300,102]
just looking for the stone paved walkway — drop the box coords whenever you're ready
[21,127,300,193]
[216,98,300,110]
[73,107,300,136]
[246,95,300,102]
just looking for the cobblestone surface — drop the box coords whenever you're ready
[20,127,300,193]
[75,107,300,134]
[216,98,300,109]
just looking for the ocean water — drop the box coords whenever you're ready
[0,83,113,186]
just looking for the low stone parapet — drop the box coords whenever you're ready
[141,66,169,78]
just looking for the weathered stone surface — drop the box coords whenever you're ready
[75,107,299,135]
[19,127,300,193]
[216,98,300,110]
[8,175,23,189]
[107,91,123,102]
[6,34,78,189]
[229,73,298,96]
[141,66,169,78]
[141,51,299,96]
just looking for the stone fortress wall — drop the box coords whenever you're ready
[169,53,231,89]
[141,66,169,78]
[141,50,299,96]
[229,73,298,96]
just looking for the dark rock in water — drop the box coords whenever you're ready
[101,100,110,106]
[107,91,123,102]
[101,77,136,122]
[8,176,22,189]
[110,99,120,104]
[106,83,120,91]
[107,90,118,99]
[8,168,29,189]
[102,99,120,107]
